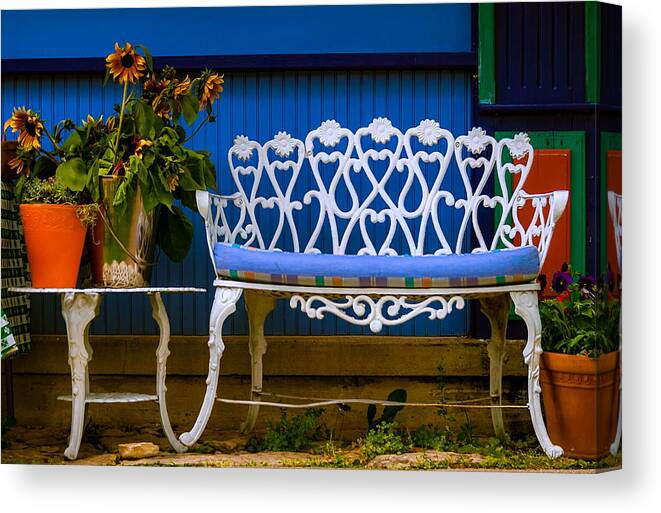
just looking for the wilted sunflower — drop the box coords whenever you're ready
[173,75,191,99]
[3,107,44,150]
[133,138,153,159]
[199,71,224,110]
[106,42,146,85]
[7,155,28,176]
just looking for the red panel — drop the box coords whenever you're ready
[606,150,622,290]
[514,150,572,297]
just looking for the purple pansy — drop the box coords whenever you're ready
[552,271,573,294]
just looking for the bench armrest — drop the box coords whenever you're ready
[497,189,569,270]
[196,191,249,273]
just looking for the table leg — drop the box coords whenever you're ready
[60,292,101,460]
[149,292,187,453]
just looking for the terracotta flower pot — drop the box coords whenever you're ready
[20,204,87,288]
[540,350,620,460]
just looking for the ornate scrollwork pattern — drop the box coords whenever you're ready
[289,294,466,333]
[199,120,568,272]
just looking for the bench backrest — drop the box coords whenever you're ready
[221,118,562,260]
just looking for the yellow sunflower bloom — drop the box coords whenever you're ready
[106,42,146,85]
[3,107,44,150]
[199,73,224,110]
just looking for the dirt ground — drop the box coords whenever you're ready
[0,422,621,472]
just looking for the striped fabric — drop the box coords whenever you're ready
[1,181,31,354]
[213,243,539,288]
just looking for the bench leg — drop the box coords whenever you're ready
[511,291,563,458]
[179,287,242,447]
[610,311,622,456]
[479,294,511,441]
[60,292,101,460]
[241,290,277,434]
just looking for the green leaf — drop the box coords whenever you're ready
[150,172,173,210]
[181,93,199,126]
[178,151,205,191]
[140,175,160,213]
[129,155,149,185]
[56,158,88,191]
[62,130,83,153]
[87,160,100,202]
[157,206,193,262]
[136,44,154,75]
[134,100,156,138]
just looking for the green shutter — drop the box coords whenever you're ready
[478,3,496,104]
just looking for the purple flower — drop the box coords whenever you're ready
[552,271,573,294]
[578,275,596,298]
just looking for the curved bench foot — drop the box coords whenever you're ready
[179,286,242,447]
[479,294,511,441]
[511,291,564,459]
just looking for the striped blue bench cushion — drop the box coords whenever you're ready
[213,244,540,288]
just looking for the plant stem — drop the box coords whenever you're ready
[111,80,130,167]
[183,114,211,144]
[43,126,62,152]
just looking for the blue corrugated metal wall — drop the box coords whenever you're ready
[2,69,471,337]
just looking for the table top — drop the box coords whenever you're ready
[8,287,207,294]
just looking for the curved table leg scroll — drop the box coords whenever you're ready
[179,286,242,447]
[511,291,563,459]
[241,290,277,434]
[60,292,102,460]
[479,294,511,441]
[149,292,188,453]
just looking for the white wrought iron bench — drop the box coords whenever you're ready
[187,118,569,458]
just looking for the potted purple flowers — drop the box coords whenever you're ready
[538,264,620,459]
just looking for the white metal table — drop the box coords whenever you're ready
[9,287,206,460]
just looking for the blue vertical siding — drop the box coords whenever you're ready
[2,69,471,337]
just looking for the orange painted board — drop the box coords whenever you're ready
[513,150,572,296]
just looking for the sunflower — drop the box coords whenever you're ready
[3,107,44,150]
[7,154,28,176]
[199,71,224,110]
[173,75,191,99]
[106,42,146,85]
[133,138,153,159]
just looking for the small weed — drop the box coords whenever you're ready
[247,408,327,452]
[411,424,453,451]
[191,442,216,454]
[358,421,412,461]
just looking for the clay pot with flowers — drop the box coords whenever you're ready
[538,264,620,460]
[3,42,224,288]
